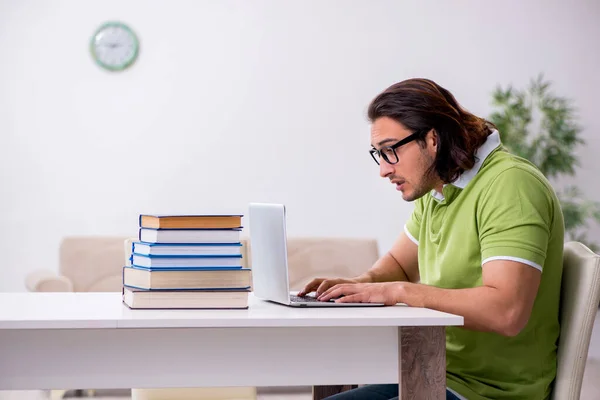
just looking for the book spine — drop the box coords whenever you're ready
[133,253,242,259]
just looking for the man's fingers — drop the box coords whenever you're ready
[315,280,335,297]
[297,279,322,296]
[336,293,363,303]
[317,283,340,299]
[319,287,343,301]
[320,283,358,299]
[319,284,358,301]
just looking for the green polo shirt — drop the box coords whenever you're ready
[404,132,564,400]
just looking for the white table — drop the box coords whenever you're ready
[0,292,463,399]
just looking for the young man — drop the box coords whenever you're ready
[298,78,564,400]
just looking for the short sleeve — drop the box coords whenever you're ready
[478,167,554,271]
[404,197,425,246]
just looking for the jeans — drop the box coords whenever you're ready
[322,384,462,400]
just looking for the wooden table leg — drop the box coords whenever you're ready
[312,385,359,400]
[399,326,446,400]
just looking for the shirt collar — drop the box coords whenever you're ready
[431,130,501,200]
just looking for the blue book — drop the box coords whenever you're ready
[131,253,243,269]
[132,241,242,256]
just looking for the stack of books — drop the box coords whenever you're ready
[122,214,251,309]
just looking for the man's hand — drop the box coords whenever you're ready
[318,282,404,306]
[297,278,360,297]
[297,232,418,299]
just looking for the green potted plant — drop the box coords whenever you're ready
[489,74,600,251]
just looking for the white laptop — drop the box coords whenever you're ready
[248,202,384,307]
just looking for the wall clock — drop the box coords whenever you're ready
[90,22,139,71]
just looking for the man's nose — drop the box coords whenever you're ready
[379,160,394,178]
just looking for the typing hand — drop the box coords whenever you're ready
[297,277,359,299]
[318,282,404,306]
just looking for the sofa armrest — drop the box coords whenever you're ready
[124,237,137,266]
[25,269,74,292]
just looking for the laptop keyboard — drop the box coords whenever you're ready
[290,294,333,303]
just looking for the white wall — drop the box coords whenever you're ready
[1,0,599,292]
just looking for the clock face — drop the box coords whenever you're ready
[90,22,139,71]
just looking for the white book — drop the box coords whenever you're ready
[123,287,249,310]
[139,228,241,244]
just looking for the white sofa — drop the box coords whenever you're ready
[26,236,379,294]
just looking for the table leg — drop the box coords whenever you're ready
[399,326,446,400]
[312,385,358,400]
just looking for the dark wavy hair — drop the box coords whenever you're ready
[367,78,496,183]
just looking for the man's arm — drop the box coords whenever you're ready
[356,232,420,283]
[298,232,419,296]
[399,259,541,336]
[345,194,423,285]
[323,258,541,337]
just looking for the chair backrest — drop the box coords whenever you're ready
[551,241,600,400]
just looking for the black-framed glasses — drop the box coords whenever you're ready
[369,130,425,165]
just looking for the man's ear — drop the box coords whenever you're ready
[427,129,438,151]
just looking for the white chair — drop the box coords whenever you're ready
[551,241,600,399]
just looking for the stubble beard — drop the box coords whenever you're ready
[403,152,437,202]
